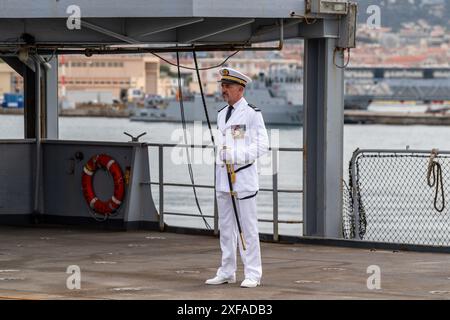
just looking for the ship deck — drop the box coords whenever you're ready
[0,225,450,300]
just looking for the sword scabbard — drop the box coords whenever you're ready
[240,232,247,251]
[225,160,245,251]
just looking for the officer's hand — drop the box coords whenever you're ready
[220,148,233,162]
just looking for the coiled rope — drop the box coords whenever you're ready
[427,148,445,212]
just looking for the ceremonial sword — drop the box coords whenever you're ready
[223,146,247,251]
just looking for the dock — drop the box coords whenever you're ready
[0,106,130,118]
[4,108,450,126]
[344,110,450,126]
[0,225,449,300]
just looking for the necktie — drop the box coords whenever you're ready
[225,105,234,123]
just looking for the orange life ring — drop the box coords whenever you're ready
[81,154,125,215]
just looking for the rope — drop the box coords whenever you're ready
[333,47,351,69]
[151,50,240,71]
[176,51,212,230]
[192,50,218,228]
[427,149,445,212]
[192,50,215,147]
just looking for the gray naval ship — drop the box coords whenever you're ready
[129,72,303,126]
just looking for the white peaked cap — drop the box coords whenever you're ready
[218,67,252,87]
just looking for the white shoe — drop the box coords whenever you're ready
[205,275,236,285]
[240,278,260,288]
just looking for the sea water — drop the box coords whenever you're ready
[2,114,450,236]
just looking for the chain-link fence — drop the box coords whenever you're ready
[342,179,355,239]
[345,149,450,246]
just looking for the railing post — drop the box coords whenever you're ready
[272,148,279,241]
[159,145,164,231]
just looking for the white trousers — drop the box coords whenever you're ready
[216,191,262,281]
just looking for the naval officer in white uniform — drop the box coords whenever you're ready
[205,67,269,288]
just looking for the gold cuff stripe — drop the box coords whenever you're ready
[221,75,247,85]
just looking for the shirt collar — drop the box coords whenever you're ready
[230,96,246,110]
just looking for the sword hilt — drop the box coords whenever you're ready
[225,163,236,184]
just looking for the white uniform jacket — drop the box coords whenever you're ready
[215,97,269,194]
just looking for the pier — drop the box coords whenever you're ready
[344,110,450,126]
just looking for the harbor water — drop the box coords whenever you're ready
[2,114,450,236]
